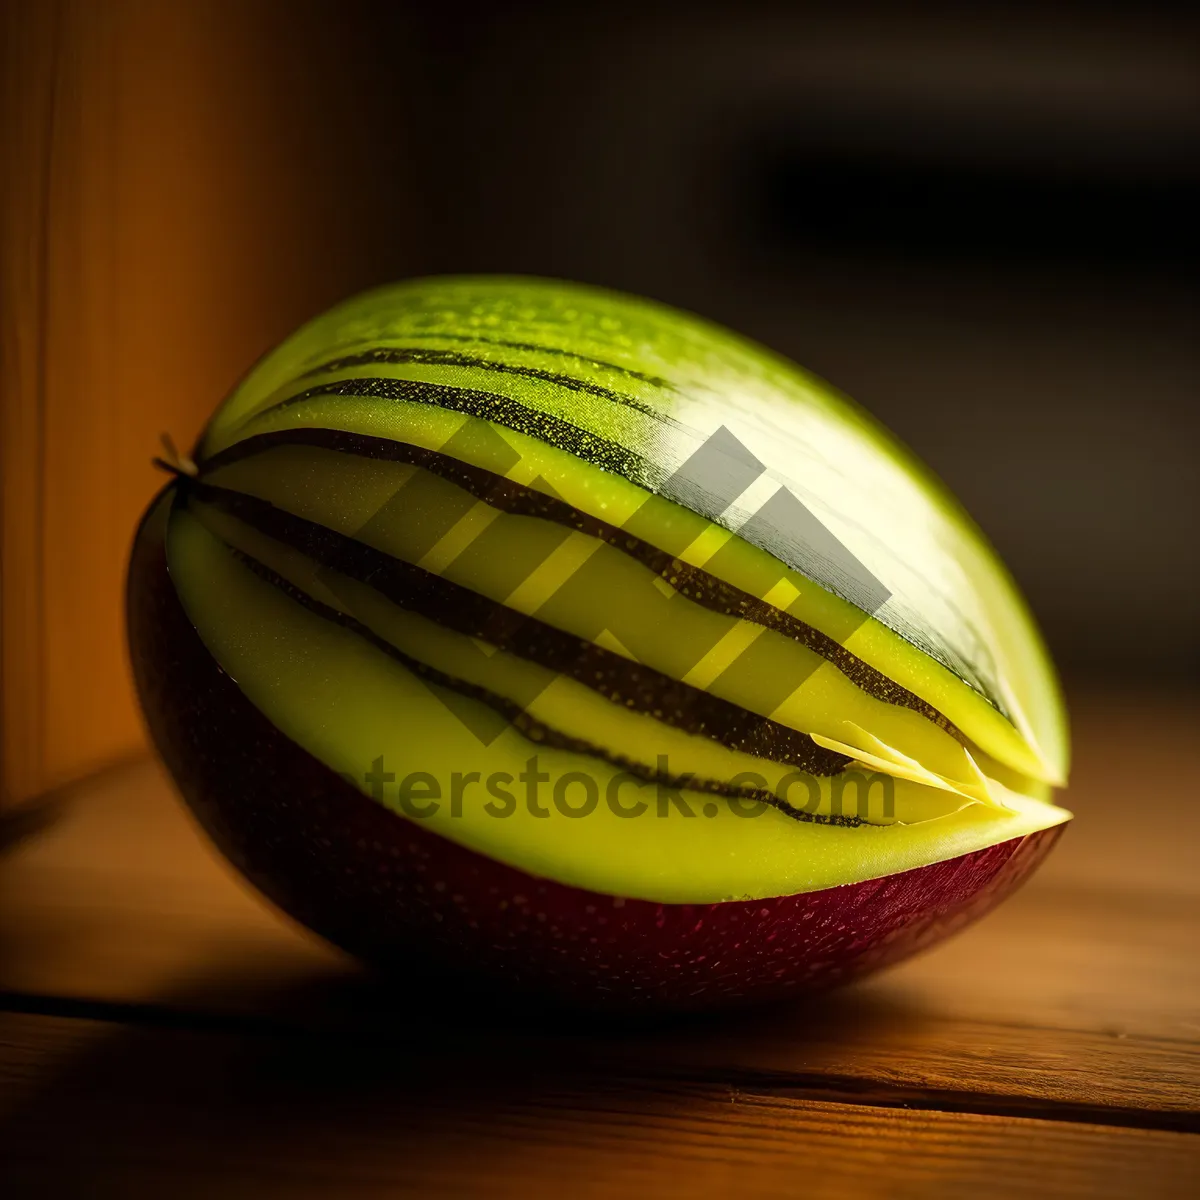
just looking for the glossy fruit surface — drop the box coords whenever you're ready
[128,276,1070,1007]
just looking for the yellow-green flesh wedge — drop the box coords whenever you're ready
[164,276,1070,904]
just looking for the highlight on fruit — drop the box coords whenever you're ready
[127,275,1071,1009]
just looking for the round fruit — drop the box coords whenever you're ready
[127,276,1071,1009]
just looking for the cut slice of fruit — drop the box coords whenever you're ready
[128,275,1074,1009]
[194,278,1068,789]
[164,497,1069,905]
[195,443,999,800]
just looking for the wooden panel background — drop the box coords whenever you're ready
[0,0,423,805]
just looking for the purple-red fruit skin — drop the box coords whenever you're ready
[128,492,1062,1011]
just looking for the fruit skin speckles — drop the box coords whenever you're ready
[128,505,1061,1011]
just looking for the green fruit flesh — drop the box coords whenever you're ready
[165,276,1071,904]
[199,442,999,802]
[164,497,1067,904]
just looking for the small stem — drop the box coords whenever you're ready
[153,432,198,478]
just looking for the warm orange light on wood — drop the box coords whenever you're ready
[1,0,419,803]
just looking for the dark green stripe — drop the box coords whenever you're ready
[200,426,969,745]
[295,346,671,413]
[228,376,667,491]
[186,478,848,777]
[315,331,674,389]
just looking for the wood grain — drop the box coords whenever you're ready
[0,0,426,805]
[0,0,59,804]
[1,687,1198,1150]
[1,1011,1197,1200]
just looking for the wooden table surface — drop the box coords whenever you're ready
[1,686,1197,1197]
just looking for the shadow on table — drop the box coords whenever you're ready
[0,796,64,856]
[0,753,153,859]
[0,956,931,1196]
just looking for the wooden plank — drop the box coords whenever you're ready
[1,1011,1197,1200]
[0,0,60,804]
[0,0,427,805]
[1,688,1198,1126]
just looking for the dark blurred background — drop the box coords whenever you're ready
[318,0,1200,682]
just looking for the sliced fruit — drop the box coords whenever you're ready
[128,492,1063,1009]
[128,276,1072,1008]
[197,277,1069,786]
